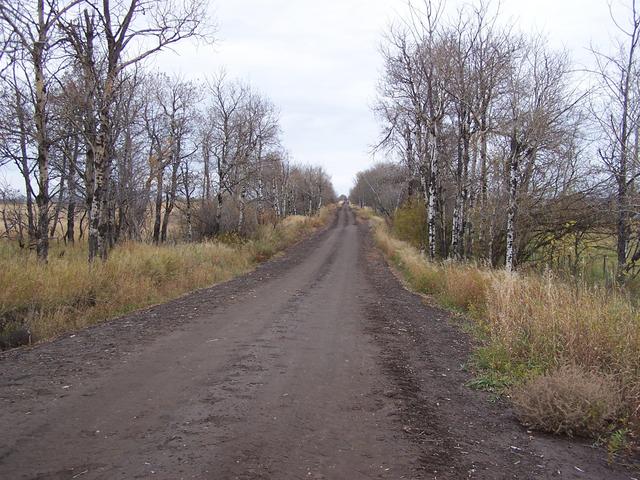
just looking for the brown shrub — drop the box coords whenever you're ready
[511,364,623,438]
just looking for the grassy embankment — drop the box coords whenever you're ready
[1,207,335,348]
[356,207,639,456]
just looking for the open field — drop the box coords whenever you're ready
[0,207,335,347]
[357,207,640,455]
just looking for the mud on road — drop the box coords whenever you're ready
[1,204,636,479]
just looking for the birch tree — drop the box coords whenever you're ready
[372,0,585,270]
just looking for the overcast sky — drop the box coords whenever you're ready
[0,0,620,195]
[154,0,617,195]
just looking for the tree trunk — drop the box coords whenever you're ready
[203,143,211,201]
[478,114,489,259]
[153,167,164,244]
[185,193,193,242]
[463,129,473,258]
[66,140,77,244]
[50,153,67,238]
[256,142,264,222]
[160,193,173,243]
[89,105,111,262]
[33,0,50,261]
[237,184,246,233]
[272,178,281,219]
[615,33,635,281]
[427,127,439,261]
[14,84,36,244]
[161,157,179,243]
[216,191,224,234]
[88,68,114,261]
[506,145,519,272]
[616,167,628,279]
[451,110,471,260]
[451,131,464,260]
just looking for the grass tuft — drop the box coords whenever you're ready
[511,364,623,438]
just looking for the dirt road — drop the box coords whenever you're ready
[1,205,636,479]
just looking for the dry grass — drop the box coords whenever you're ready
[1,206,335,346]
[484,272,640,391]
[371,218,487,313]
[360,210,640,438]
[249,207,335,261]
[1,241,253,341]
[511,364,623,437]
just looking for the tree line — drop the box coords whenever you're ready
[352,0,639,281]
[0,0,335,263]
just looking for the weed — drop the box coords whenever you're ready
[466,374,512,392]
[607,428,631,462]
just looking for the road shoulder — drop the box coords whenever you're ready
[357,219,636,479]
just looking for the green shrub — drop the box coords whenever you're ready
[393,199,427,249]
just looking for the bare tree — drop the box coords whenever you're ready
[591,0,640,281]
[372,0,586,271]
[350,162,407,215]
[0,0,80,260]
[69,0,211,260]
[376,1,449,260]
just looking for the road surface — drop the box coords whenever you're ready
[1,204,635,479]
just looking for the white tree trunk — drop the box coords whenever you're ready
[427,131,438,261]
[506,152,518,272]
[237,184,246,233]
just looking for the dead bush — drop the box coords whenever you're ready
[511,364,622,438]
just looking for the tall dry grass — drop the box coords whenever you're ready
[363,210,640,439]
[1,207,334,346]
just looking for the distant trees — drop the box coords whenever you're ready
[350,163,407,215]
[195,74,334,235]
[360,0,625,276]
[0,0,335,262]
